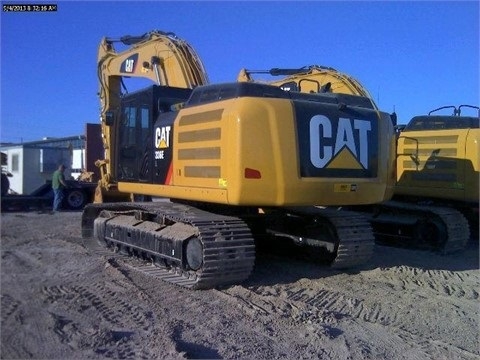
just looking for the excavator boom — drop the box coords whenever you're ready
[238,65,377,109]
[96,30,208,196]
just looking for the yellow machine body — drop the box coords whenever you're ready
[118,89,395,207]
[95,33,395,207]
[396,115,479,204]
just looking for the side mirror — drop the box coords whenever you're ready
[105,111,114,126]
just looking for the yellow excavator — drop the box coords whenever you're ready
[368,105,479,251]
[82,30,397,289]
[249,67,477,253]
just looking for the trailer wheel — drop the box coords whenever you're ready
[65,189,87,210]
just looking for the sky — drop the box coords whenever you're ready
[1,1,478,143]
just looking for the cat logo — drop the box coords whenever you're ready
[155,126,171,149]
[120,54,138,74]
[154,126,171,160]
[310,115,371,170]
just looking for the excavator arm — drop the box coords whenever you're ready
[237,65,377,109]
[96,30,209,200]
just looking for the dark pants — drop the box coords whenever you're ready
[53,188,64,211]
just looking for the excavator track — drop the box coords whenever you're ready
[82,202,255,290]
[370,201,470,253]
[266,207,375,269]
[324,209,375,268]
[83,203,375,290]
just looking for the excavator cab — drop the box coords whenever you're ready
[113,86,192,184]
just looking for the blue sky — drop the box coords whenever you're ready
[1,1,478,143]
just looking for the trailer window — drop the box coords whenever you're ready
[11,154,19,172]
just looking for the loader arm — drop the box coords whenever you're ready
[96,30,209,198]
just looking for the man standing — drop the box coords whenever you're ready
[52,164,68,212]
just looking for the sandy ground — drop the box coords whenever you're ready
[1,210,479,360]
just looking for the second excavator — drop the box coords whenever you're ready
[82,30,397,289]
[368,105,479,252]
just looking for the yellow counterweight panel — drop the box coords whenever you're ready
[168,97,392,206]
[223,98,392,206]
[222,98,297,205]
[396,128,479,202]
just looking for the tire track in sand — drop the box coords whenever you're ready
[379,265,479,300]
[40,281,156,359]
